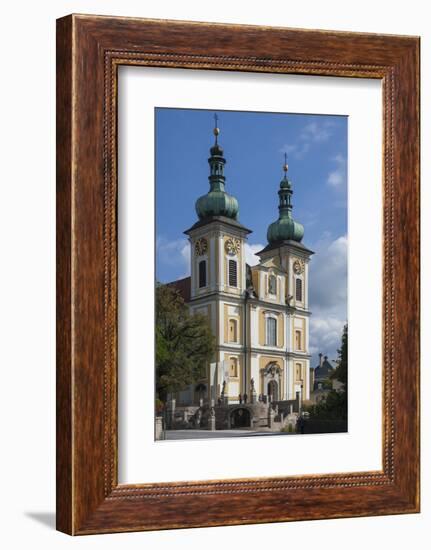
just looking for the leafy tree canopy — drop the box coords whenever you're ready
[306,389,347,421]
[155,283,215,403]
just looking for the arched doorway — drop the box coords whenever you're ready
[262,362,282,401]
[267,380,279,401]
[230,408,251,429]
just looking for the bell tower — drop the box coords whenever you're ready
[255,156,313,400]
[184,115,251,405]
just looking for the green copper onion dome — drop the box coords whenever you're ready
[195,115,239,221]
[267,156,304,244]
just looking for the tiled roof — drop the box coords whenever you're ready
[167,277,191,303]
[314,358,334,379]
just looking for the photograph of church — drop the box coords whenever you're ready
[155,109,348,440]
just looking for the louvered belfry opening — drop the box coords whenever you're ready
[228,259,237,287]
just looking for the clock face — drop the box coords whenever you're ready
[293,259,304,275]
[194,238,208,256]
[225,238,241,256]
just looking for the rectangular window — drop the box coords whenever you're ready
[228,259,237,287]
[295,329,302,351]
[296,278,302,301]
[266,317,277,346]
[296,363,302,380]
[229,357,238,377]
[228,319,238,342]
[198,260,207,288]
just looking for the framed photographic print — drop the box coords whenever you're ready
[56,15,420,534]
[150,106,348,442]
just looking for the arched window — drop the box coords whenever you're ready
[295,330,302,351]
[266,316,277,346]
[228,318,238,342]
[229,357,238,377]
[295,278,303,301]
[199,260,207,288]
[268,274,277,295]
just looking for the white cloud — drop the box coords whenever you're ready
[301,121,333,143]
[244,243,264,266]
[310,234,347,311]
[280,119,334,160]
[280,142,309,160]
[156,237,191,279]
[309,316,345,363]
[327,154,347,189]
[309,234,348,364]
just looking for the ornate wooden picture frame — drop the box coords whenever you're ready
[56,14,420,535]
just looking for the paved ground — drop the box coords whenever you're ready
[165,429,294,440]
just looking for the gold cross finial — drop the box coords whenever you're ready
[283,153,288,174]
[213,113,220,142]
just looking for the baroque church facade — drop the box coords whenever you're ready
[171,120,314,407]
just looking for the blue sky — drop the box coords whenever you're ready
[155,108,348,366]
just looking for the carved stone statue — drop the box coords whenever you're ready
[209,406,216,431]
[195,408,202,428]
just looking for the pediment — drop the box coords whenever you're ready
[258,255,280,269]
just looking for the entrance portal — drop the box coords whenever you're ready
[262,362,282,401]
[267,380,279,401]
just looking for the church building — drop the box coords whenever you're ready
[170,119,314,407]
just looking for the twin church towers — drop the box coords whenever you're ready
[174,115,314,404]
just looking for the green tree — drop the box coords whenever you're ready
[331,323,348,388]
[155,283,215,404]
[306,390,347,421]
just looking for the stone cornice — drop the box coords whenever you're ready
[184,216,252,238]
[257,240,314,258]
[214,344,312,359]
[189,291,311,316]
